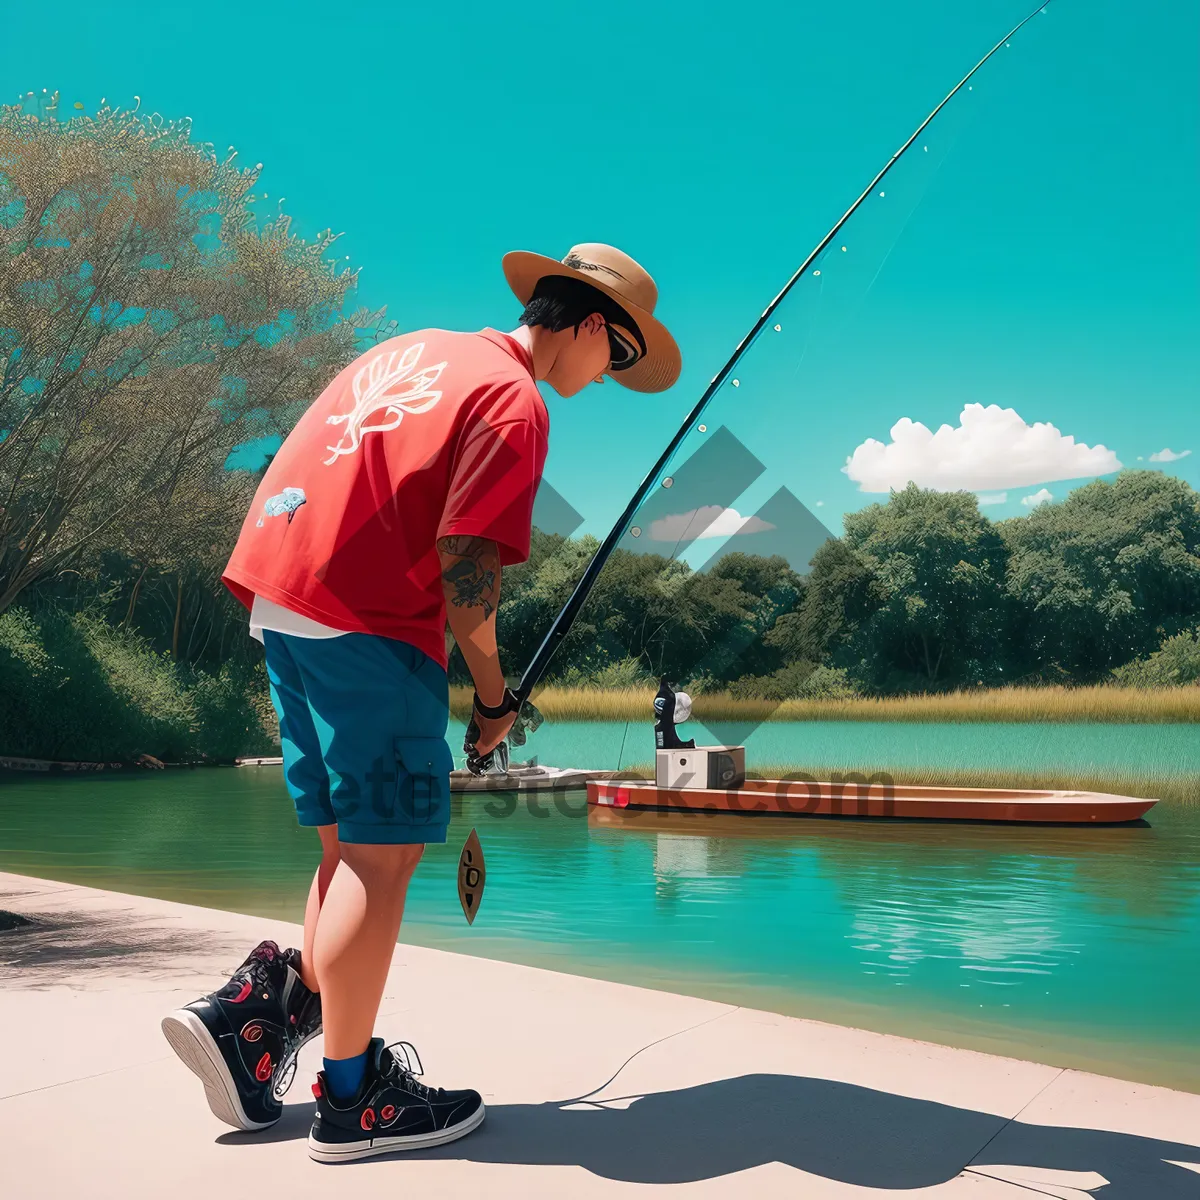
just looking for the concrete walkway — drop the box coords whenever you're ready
[3,870,1199,1200]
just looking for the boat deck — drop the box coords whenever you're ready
[587,779,1157,824]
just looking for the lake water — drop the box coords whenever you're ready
[2,764,1198,1091]
[457,719,1200,779]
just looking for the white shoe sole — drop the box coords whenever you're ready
[307,1101,487,1163]
[161,1009,276,1132]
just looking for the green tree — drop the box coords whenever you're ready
[578,548,700,677]
[486,535,806,688]
[679,553,804,682]
[1002,471,1200,678]
[837,485,1008,690]
[488,530,595,681]
[0,94,380,613]
[771,536,875,665]
[31,462,259,668]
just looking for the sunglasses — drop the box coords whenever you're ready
[605,323,643,372]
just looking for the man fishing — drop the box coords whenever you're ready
[161,243,680,1163]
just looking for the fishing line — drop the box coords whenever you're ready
[855,196,931,309]
[789,271,826,380]
[556,1008,738,1107]
[664,510,707,562]
[616,719,631,772]
[838,89,982,319]
[782,93,980,372]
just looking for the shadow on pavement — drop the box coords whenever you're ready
[223,1074,1200,1197]
[0,900,242,982]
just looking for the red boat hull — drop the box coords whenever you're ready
[586,779,1156,824]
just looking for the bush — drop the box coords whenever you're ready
[795,666,860,700]
[555,656,658,691]
[0,607,276,761]
[76,612,202,758]
[681,672,718,696]
[189,661,279,761]
[727,662,859,702]
[1112,628,1200,688]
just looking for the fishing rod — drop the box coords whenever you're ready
[463,0,1056,782]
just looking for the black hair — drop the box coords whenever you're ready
[518,275,646,361]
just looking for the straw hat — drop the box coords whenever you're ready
[502,243,681,393]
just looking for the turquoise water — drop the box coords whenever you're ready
[1,765,1198,1090]
[450,718,1200,777]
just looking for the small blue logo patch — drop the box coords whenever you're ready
[256,486,307,527]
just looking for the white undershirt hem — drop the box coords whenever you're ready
[249,594,347,643]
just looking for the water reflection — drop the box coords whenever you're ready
[587,804,1200,1052]
[589,806,1200,923]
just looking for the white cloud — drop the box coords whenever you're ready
[648,506,776,542]
[843,404,1121,493]
[977,492,1008,506]
[815,500,825,507]
[1021,488,1054,508]
[1149,448,1192,463]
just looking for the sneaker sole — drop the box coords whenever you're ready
[307,1101,487,1163]
[161,1009,276,1132]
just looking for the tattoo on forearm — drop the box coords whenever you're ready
[438,537,498,616]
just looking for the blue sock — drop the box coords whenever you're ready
[323,1051,368,1103]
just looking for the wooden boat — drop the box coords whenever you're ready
[586,778,1157,824]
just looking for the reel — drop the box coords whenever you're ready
[654,676,696,751]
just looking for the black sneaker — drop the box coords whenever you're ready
[161,940,322,1131]
[307,1038,485,1162]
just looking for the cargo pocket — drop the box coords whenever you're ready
[393,736,453,827]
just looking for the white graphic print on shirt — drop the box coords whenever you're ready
[324,342,448,465]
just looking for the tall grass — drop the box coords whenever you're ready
[449,683,1200,724]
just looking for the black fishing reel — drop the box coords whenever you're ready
[654,676,696,751]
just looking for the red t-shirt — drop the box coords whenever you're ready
[223,328,548,668]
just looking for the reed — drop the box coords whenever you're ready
[613,761,1199,805]
[448,683,1200,724]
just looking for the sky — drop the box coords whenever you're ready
[4,0,1197,563]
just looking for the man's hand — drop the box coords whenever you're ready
[467,688,520,761]
[470,705,517,757]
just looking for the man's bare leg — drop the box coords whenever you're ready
[305,835,484,1159]
[311,841,424,1061]
[299,824,341,992]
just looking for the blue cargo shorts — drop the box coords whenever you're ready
[261,630,453,845]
